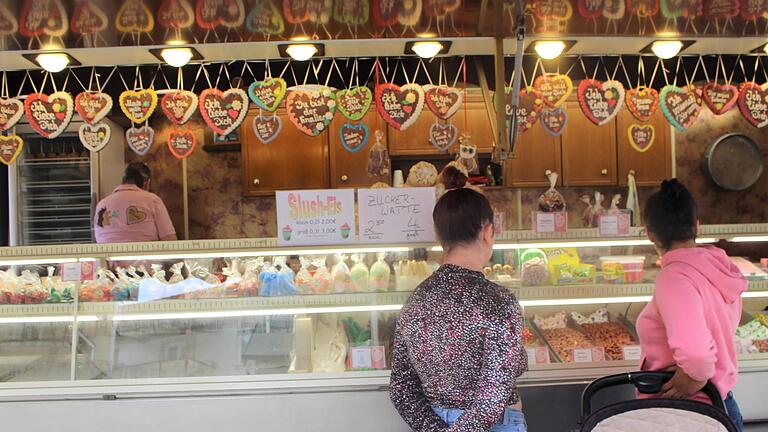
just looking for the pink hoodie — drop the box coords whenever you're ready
[636,246,747,401]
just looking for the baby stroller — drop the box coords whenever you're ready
[580,371,738,432]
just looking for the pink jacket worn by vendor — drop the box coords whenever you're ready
[636,246,747,401]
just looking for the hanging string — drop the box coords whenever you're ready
[374,57,380,129]
[70,69,88,92]
[213,63,225,88]
[29,70,40,94]
[637,57,645,88]
[87,67,95,91]
[650,57,661,88]
[462,57,467,129]
[564,56,579,78]
[690,56,703,85]
[1,72,7,98]
[761,56,768,83]
[279,60,292,79]
[619,56,632,88]
[147,64,162,89]
[737,55,747,83]
[98,67,117,93]
[753,55,761,82]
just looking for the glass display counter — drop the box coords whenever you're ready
[0,224,767,411]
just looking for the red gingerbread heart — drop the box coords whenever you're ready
[533,74,573,109]
[161,90,198,125]
[578,79,625,126]
[75,91,113,125]
[424,86,463,120]
[158,0,194,28]
[702,82,738,115]
[20,0,67,37]
[626,86,659,122]
[0,97,24,131]
[167,129,196,159]
[738,82,768,128]
[376,83,425,131]
[71,0,108,34]
[196,0,245,29]
[24,92,74,139]
[199,88,249,136]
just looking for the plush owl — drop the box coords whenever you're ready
[456,133,479,175]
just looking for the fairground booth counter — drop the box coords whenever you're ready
[0,1,767,431]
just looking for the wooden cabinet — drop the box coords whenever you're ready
[329,111,388,188]
[504,122,562,187]
[561,100,617,186]
[242,109,329,196]
[388,90,495,156]
[616,107,672,186]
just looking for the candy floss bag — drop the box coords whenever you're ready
[369,253,391,292]
[331,255,352,293]
[350,253,370,292]
[295,256,314,295]
[311,257,332,294]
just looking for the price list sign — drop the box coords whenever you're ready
[276,189,356,246]
[357,188,436,243]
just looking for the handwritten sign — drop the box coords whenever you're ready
[358,187,436,243]
[276,189,356,246]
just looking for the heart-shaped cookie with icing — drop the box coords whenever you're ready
[252,115,282,144]
[340,123,369,153]
[248,77,287,112]
[126,125,155,156]
[541,108,568,137]
[115,0,155,32]
[737,82,768,128]
[660,85,702,132]
[75,91,113,125]
[577,79,625,126]
[285,86,337,137]
[533,74,573,109]
[167,129,196,159]
[119,89,158,124]
[24,92,74,139]
[336,86,373,122]
[0,97,24,131]
[702,82,738,115]
[424,85,463,120]
[161,90,198,125]
[79,122,111,152]
[626,86,659,122]
[199,88,249,136]
[429,123,458,151]
[628,124,655,152]
[0,134,23,165]
[376,83,425,131]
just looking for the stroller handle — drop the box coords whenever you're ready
[581,371,727,419]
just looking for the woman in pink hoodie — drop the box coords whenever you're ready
[636,179,747,431]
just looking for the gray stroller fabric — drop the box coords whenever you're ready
[592,407,728,432]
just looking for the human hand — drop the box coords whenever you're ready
[660,366,707,399]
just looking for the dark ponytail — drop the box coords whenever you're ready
[643,179,699,250]
[440,164,468,190]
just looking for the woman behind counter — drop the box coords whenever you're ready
[390,165,528,432]
[637,179,746,430]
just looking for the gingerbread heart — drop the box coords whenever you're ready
[71,0,108,34]
[127,205,147,225]
[20,0,67,37]
[627,0,659,16]
[75,91,113,125]
[0,134,23,165]
[0,97,24,131]
[533,0,574,19]
[429,123,458,151]
[0,3,18,35]
[285,86,337,137]
[196,0,245,29]
[626,86,659,122]
[533,74,573,109]
[158,0,195,29]
[424,85,463,120]
[168,129,196,159]
[119,89,158,124]
[702,82,738,115]
[577,79,625,126]
[246,0,284,34]
[161,90,198,125]
[336,86,372,121]
[541,108,568,137]
[78,122,111,152]
[24,92,74,139]
[660,85,702,132]
[340,123,369,153]
[115,0,155,32]
[126,125,154,156]
[252,114,282,144]
[376,83,425,131]
[425,0,460,17]
[738,82,768,128]
[248,77,287,112]
[333,0,370,24]
[510,88,544,133]
[283,0,310,23]
[578,0,604,18]
[703,0,739,19]
[603,0,626,18]
[398,0,423,25]
[740,0,764,19]
[373,0,398,26]
[199,88,249,136]
[628,124,655,152]
[307,0,334,24]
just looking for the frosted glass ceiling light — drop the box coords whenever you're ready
[36,53,70,73]
[651,40,684,59]
[285,44,318,61]
[411,41,443,58]
[534,41,567,59]
[161,47,193,67]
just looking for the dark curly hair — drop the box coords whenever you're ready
[643,179,699,250]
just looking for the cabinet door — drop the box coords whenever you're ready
[242,109,329,196]
[387,90,495,156]
[616,107,671,186]
[329,111,388,188]
[561,100,617,186]
[504,123,562,187]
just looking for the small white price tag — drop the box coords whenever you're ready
[622,345,643,361]
[573,348,593,363]
[350,347,372,369]
[598,212,631,236]
[526,348,537,366]
[534,211,567,234]
[61,262,83,282]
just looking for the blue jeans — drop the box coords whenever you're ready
[432,406,527,432]
[724,392,744,432]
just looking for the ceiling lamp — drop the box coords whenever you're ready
[161,47,193,67]
[36,53,70,73]
[534,40,566,59]
[650,40,684,59]
[285,44,318,61]
[411,41,443,58]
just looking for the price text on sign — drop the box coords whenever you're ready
[357,188,436,243]
[534,211,567,234]
[598,212,631,236]
[276,189,356,246]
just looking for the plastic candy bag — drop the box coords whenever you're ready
[331,255,352,293]
[369,253,391,292]
[350,254,370,292]
[277,257,297,296]
[367,130,390,177]
[240,258,263,297]
[295,256,314,295]
[311,257,332,294]
[538,171,566,212]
